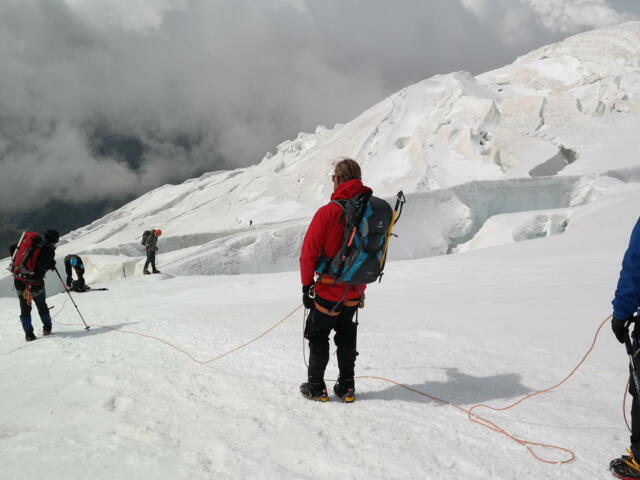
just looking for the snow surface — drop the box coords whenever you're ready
[2,22,640,480]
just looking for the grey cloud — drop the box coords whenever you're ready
[0,0,634,214]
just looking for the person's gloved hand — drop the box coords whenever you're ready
[612,316,632,344]
[302,285,315,309]
[49,259,56,271]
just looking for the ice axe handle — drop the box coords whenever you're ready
[393,191,406,225]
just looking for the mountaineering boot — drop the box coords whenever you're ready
[143,269,150,275]
[152,269,161,274]
[333,377,355,403]
[610,451,640,479]
[41,313,52,336]
[300,382,329,402]
[20,315,35,341]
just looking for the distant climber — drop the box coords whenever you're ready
[143,229,162,274]
[8,229,59,341]
[610,218,640,479]
[64,254,88,292]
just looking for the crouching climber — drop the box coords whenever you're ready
[64,254,89,292]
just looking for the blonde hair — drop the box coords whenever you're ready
[334,158,361,183]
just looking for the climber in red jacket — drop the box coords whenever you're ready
[299,158,371,402]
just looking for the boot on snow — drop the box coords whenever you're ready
[143,269,150,275]
[610,450,640,479]
[333,377,355,403]
[41,313,52,336]
[300,382,329,402]
[25,332,36,342]
[152,269,161,274]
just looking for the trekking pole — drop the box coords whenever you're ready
[624,329,640,398]
[53,267,90,330]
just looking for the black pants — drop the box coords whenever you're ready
[17,285,49,317]
[144,250,157,271]
[304,296,358,384]
[16,284,51,334]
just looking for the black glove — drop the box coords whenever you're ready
[612,316,632,344]
[302,285,315,310]
[49,259,56,271]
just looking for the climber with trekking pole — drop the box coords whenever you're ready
[298,158,404,402]
[8,229,59,341]
[610,217,640,479]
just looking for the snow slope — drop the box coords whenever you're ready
[2,23,640,286]
[0,191,638,480]
[1,21,640,480]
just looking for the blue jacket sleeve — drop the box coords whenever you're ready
[613,218,640,320]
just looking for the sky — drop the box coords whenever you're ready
[0,0,637,217]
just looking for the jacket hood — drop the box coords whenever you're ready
[330,179,372,201]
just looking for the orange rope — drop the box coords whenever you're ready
[53,300,302,365]
[357,315,612,464]
[52,300,614,464]
[302,309,612,462]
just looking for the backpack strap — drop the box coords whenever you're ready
[328,192,372,278]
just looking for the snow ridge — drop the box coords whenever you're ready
[3,22,640,287]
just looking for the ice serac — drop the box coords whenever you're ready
[2,22,640,287]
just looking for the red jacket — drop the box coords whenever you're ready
[299,179,372,302]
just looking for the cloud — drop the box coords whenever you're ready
[461,0,628,43]
[0,123,140,211]
[0,0,634,214]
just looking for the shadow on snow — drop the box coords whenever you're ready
[360,367,532,406]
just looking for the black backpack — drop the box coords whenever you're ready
[317,191,394,284]
[141,230,151,246]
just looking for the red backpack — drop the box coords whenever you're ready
[9,231,44,281]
